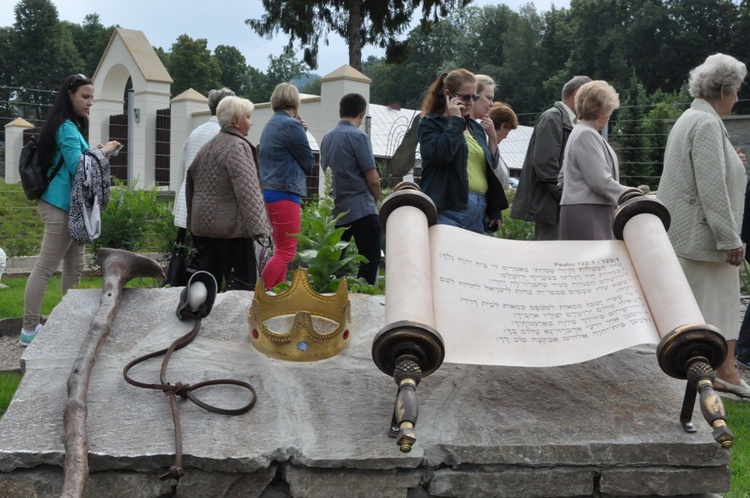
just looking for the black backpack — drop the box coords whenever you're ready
[18,136,65,200]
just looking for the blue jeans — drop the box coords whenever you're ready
[738,305,750,363]
[436,192,487,234]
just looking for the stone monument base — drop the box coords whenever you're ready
[0,289,730,497]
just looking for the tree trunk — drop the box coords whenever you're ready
[348,0,363,71]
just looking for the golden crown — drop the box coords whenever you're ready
[249,269,351,361]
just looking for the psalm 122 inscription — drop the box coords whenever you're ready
[429,227,661,366]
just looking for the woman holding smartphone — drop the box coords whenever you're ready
[418,69,508,234]
[21,73,120,346]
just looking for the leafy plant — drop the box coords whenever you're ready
[497,188,535,240]
[90,179,172,263]
[294,197,367,293]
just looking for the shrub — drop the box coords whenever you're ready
[91,179,173,263]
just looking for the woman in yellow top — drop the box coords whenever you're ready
[417,69,507,234]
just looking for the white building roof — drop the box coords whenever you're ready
[367,103,421,159]
[365,102,533,173]
[498,126,533,172]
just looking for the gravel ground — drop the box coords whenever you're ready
[0,334,22,373]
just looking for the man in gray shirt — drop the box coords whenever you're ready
[320,93,381,284]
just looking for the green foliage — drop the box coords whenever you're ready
[615,73,652,188]
[0,181,44,257]
[293,194,367,293]
[167,34,222,97]
[90,180,173,262]
[725,398,750,497]
[0,274,102,319]
[246,0,470,70]
[214,44,253,97]
[0,372,22,419]
[300,77,321,96]
[496,189,535,241]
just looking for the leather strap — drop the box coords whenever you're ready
[122,318,257,480]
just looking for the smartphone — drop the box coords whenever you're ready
[110,144,124,157]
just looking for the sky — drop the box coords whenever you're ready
[1,0,571,76]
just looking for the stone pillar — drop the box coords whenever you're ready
[3,117,35,185]
[170,89,210,192]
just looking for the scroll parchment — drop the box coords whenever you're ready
[383,205,706,368]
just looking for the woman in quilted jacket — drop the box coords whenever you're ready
[657,53,749,397]
[186,96,272,292]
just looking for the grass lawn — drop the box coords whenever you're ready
[0,274,162,319]
[0,372,22,418]
[726,398,750,497]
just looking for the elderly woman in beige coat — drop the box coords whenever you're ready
[658,53,749,397]
[186,96,272,292]
[558,80,625,240]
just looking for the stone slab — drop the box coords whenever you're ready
[0,288,732,496]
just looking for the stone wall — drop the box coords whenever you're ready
[0,289,731,497]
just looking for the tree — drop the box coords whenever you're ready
[214,45,252,97]
[10,0,84,119]
[167,34,222,97]
[247,0,473,71]
[66,14,117,79]
[615,73,650,187]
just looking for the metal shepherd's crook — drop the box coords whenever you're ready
[61,248,165,498]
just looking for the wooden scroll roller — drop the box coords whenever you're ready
[372,182,445,453]
[374,183,733,452]
[613,188,733,448]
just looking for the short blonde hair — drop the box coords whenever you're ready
[575,80,620,121]
[688,53,747,99]
[216,96,254,129]
[489,102,518,130]
[475,74,496,95]
[270,82,300,112]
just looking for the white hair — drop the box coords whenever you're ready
[688,53,747,99]
[216,96,254,129]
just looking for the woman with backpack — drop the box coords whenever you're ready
[20,74,121,346]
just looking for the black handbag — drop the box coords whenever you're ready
[165,229,193,287]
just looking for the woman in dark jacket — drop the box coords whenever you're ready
[418,69,508,234]
[186,96,272,292]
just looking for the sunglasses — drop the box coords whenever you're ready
[69,74,88,88]
[451,92,480,102]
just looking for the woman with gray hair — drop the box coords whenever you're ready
[658,53,749,397]
[186,96,271,292]
[558,80,625,240]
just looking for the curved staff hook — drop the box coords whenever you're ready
[61,248,166,498]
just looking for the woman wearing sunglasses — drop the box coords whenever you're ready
[418,69,508,234]
[20,73,121,346]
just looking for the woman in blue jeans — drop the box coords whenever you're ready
[417,69,507,234]
[21,74,120,346]
[258,82,315,289]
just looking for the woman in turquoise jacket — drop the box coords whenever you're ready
[21,74,120,346]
